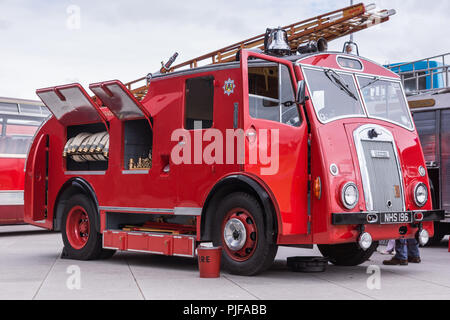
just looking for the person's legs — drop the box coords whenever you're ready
[407,239,421,263]
[394,239,408,260]
[386,240,396,253]
[383,239,408,265]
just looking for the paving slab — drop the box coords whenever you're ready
[1,225,449,300]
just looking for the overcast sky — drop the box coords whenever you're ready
[1,0,449,100]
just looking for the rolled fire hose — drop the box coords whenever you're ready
[83,132,105,162]
[63,132,110,163]
[63,137,75,158]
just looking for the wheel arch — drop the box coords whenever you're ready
[200,175,280,244]
[53,178,100,233]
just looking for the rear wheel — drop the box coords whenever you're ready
[212,192,277,276]
[62,194,115,260]
[318,242,378,266]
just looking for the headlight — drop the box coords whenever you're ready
[341,182,359,210]
[414,183,428,207]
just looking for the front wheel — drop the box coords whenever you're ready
[212,193,277,276]
[62,194,115,260]
[318,242,378,266]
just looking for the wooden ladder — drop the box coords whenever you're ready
[126,2,396,100]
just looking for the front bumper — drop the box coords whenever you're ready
[332,210,445,226]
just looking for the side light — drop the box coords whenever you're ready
[313,177,322,200]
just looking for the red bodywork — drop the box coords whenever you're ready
[0,158,26,224]
[24,52,434,252]
[0,109,44,225]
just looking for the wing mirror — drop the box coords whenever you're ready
[296,80,308,105]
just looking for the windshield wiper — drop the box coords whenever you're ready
[324,69,358,101]
[360,76,381,90]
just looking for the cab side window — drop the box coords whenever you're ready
[185,76,214,130]
[248,64,301,127]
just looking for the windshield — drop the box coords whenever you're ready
[358,77,413,129]
[304,68,365,123]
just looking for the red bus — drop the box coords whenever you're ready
[0,97,50,225]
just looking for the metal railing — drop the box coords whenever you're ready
[387,53,450,96]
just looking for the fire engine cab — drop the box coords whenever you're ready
[25,3,444,276]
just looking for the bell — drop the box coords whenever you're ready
[264,28,291,56]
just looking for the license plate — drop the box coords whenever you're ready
[380,212,413,225]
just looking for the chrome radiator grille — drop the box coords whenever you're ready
[361,140,403,212]
[354,125,405,213]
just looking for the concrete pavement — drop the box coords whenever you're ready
[1,225,449,300]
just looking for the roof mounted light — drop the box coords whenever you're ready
[264,28,291,56]
[297,38,328,54]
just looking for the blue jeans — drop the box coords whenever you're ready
[395,239,420,260]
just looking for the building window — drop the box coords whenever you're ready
[185,76,214,130]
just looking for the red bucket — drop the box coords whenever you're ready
[197,246,222,278]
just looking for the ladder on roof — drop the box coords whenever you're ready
[126,2,396,99]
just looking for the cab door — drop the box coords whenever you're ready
[240,51,309,237]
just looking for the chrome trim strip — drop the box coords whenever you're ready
[65,171,106,176]
[353,124,406,212]
[99,207,174,214]
[122,170,149,175]
[174,254,195,258]
[0,191,24,206]
[174,207,202,216]
[99,206,202,216]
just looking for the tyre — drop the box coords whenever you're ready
[318,242,378,266]
[427,180,446,245]
[61,194,115,260]
[428,221,447,245]
[212,192,277,276]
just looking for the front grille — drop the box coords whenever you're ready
[361,140,403,212]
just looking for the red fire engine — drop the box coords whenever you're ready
[0,97,49,225]
[25,3,444,275]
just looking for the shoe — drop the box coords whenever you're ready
[383,257,408,266]
[408,256,421,263]
[380,250,394,255]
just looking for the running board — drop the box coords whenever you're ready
[103,230,196,258]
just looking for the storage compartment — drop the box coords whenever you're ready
[124,119,153,170]
[65,123,109,171]
[103,212,196,257]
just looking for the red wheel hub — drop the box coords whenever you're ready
[222,208,258,262]
[66,206,90,250]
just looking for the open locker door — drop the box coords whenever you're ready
[29,134,48,222]
[89,80,152,125]
[36,83,109,129]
